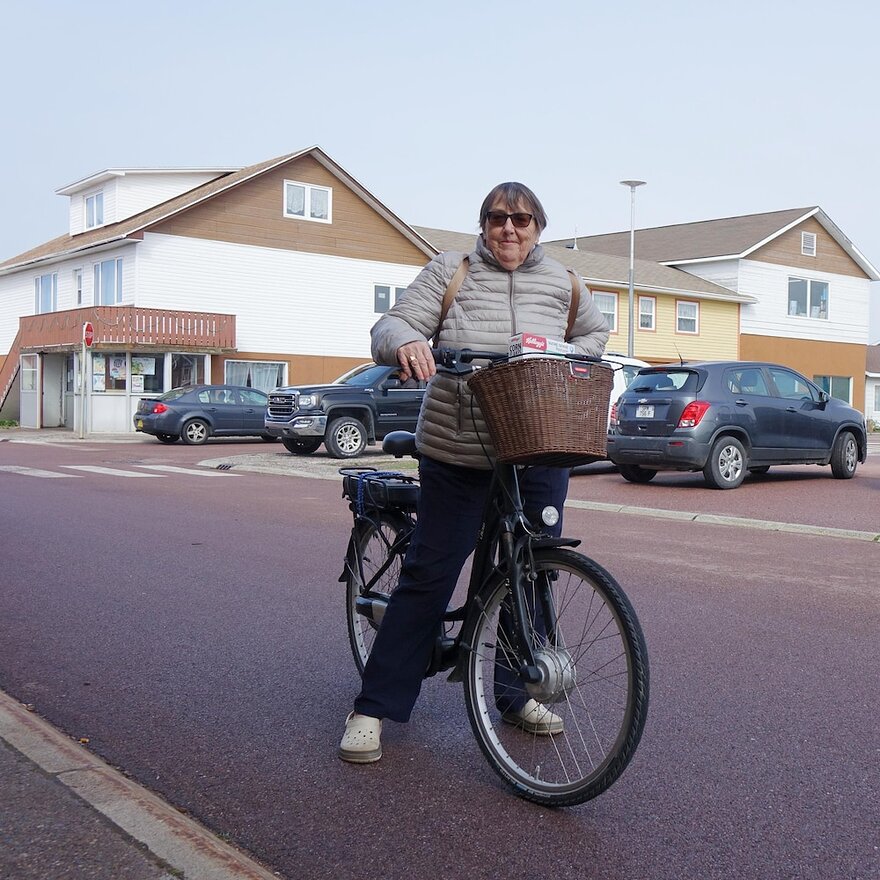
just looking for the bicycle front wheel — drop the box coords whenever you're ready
[345,513,409,675]
[462,548,649,807]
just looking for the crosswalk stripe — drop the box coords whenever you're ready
[0,465,80,478]
[61,465,164,478]
[135,465,240,477]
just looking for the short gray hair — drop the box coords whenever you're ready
[479,182,548,233]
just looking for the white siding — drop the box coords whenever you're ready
[673,259,739,293]
[0,242,139,352]
[136,233,423,359]
[114,172,224,223]
[738,259,869,344]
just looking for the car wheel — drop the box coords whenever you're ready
[618,464,657,484]
[282,437,323,455]
[325,417,367,459]
[830,431,858,479]
[155,433,179,444]
[181,419,210,446]
[748,466,770,475]
[703,436,746,489]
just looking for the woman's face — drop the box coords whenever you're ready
[483,198,540,271]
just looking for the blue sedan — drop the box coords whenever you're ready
[134,384,278,445]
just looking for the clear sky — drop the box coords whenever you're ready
[3,0,878,339]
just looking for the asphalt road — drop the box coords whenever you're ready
[1,435,878,880]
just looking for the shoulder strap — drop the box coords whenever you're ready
[565,269,581,340]
[433,255,469,345]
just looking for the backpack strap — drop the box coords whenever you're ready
[565,269,581,340]
[433,255,469,346]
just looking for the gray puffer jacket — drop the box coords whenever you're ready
[371,236,610,469]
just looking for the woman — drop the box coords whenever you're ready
[339,182,610,762]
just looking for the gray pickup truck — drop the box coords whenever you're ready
[264,362,426,459]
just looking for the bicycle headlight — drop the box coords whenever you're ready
[541,506,560,527]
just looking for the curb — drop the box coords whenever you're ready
[0,690,280,880]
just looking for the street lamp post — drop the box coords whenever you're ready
[620,180,646,358]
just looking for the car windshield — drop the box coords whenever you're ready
[335,364,389,387]
[629,370,697,393]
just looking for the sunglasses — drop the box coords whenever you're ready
[485,211,534,229]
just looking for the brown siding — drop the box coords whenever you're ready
[212,351,367,387]
[740,334,866,410]
[150,155,428,266]
[750,218,869,278]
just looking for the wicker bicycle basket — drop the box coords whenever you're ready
[467,357,613,467]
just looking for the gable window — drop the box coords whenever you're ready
[788,277,828,319]
[85,192,104,229]
[638,295,655,330]
[94,258,123,305]
[591,291,617,332]
[34,273,58,313]
[74,268,83,306]
[283,180,332,223]
[676,300,699,334]
[374,284,407,313]
[814,374,851,403]
[801,232,817,257]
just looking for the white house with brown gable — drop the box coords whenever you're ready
[0,147,434,431]
[563,209,880,413]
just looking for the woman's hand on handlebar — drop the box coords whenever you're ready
[397,341,436,382]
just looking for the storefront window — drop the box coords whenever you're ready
[92,352,127,391]
[130,354,164,394]
[21,354,38,392]
[65,354,75,392]
[171,353,205,388]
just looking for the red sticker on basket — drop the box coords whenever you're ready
[569,363,592,379]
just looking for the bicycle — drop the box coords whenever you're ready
[339,348,649,807]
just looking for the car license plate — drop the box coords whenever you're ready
[136,419,144,429]
[636,404,654,418]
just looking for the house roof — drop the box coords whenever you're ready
[551,207,880,280]
[0,147,436,274]
[413,226,757,304]
[54,167,241,196]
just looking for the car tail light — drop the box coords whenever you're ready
[678,401,710,428]
[609,399,619,427]
[151,402,168,414]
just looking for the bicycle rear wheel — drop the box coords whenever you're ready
[462,548,649,807]
[345,513,409,675]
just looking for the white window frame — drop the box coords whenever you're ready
[34,273,58,314]
[788,276,829,320]
[801,231,817,257]
[21,353,38,391]
[282,179,332,224]
[74,268,83,306]
[591,290,618,333]
[638,295,656,331]
[374,283,408,313]
[85,191,104,229]
[94,258,123,305]
[676,299,699,334]
[223,359,287,392]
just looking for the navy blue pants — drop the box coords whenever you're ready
[354,455,569,723]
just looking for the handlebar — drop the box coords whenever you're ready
[431,347,613,376]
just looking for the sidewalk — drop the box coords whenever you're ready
[0,691,279,880]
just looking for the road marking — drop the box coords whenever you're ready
[135,464,240,477]
[61,465,163,478]
[0,465,80,478]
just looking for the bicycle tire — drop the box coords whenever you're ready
[345,512,410,675]
[461,548,649,807]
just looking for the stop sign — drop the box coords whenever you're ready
[83,321,94,347]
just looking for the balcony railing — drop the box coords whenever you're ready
[18,306,237,351]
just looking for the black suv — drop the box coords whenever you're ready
[607,361,867,489]
[264,363,426,458]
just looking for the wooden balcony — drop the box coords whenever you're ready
[18,306,237,352]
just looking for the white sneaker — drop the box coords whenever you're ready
[501,699,564,735]
[338,712,382,763]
